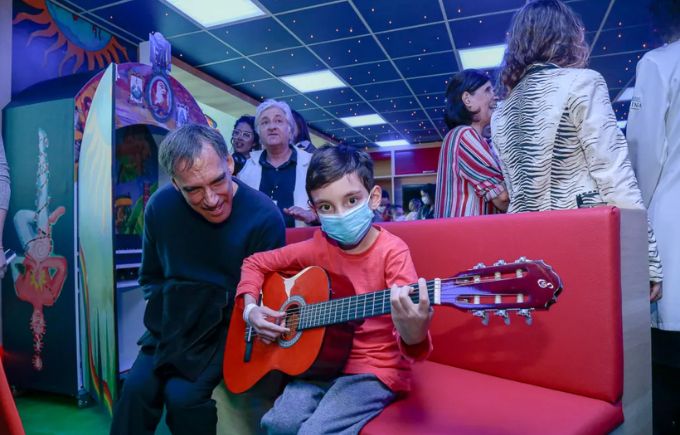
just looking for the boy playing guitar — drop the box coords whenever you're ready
[235,144,431,434]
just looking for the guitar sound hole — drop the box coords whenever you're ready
[283,303,301,340]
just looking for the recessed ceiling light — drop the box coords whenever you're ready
[164,0,264,28]
[459,44,506,69]
[339,114,387,127]
[617,120,627,130]
[615,87,635,102]
[280,70,347,93]
[375,139,409,147]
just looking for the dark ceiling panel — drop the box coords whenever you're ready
[257,0,333,14]
[370,96,419,112]
[169,32,238,66]
[335,62,400,85]
[568,0,611,31]
[407,74,450,95]
[449,12,512,49]
[250,47,323,76]
[382,109,429,123]
[443,0,525,19]
[199,59,271,84]
[234,79,297,99]
[326,102,375,118]
[354,0,444,33]
[278,2,369,43]
[377,24,451,58]
[89,0,200,39]
[209,17,300,56]
[357,81,413,100]
[295,107,334,122]
[393,52,458,78]
[590,25,662,57]
[308,88,362,106]
[310,36,386,67]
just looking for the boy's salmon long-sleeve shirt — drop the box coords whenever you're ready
[235,226,432,392]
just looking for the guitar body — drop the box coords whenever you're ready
[224,267,355,394]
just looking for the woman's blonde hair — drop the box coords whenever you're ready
[499,0,589,94]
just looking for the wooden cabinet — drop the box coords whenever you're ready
[369,144,440,209]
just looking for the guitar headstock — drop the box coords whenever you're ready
[440,257,562,326]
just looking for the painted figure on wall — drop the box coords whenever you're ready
[11,129,68,371]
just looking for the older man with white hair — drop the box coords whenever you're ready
[238,99,316,227]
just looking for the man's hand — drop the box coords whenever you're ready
[390,278,432,346]
[283,206,317,225]
[247,305,289,344]
[650,281,662,302]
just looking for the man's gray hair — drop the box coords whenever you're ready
[254,99,298,143]
[159,124,229,177]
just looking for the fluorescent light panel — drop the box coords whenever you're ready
[339,114,387,127]
[616,87,635,102]
[375,139,409,147]
[165,0,265,28]
[280,70,347,93]
[459,44,507,69]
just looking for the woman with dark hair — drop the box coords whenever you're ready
[230,115,259,175]
[491,0,662,297]
[292,110,316,153]
[434,70,508,218]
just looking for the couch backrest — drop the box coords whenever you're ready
[286,207,624,404]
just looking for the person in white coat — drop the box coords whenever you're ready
[627,0,680,331]
[238,99,316,228]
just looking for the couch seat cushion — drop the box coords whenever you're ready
[363,361,623,435]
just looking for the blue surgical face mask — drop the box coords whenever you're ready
[318,200,374,247]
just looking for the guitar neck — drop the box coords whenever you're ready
[298,279,440,330]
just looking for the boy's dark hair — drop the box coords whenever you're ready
[306,144,374,199]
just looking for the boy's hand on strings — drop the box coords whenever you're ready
[247,305,289,344]
[390,277,432,346]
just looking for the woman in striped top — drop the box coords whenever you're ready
[434,70,508,217]
[491,0,662,297]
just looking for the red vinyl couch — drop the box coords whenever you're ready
[285,207,652,435]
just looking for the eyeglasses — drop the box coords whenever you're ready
[231,129,253,140]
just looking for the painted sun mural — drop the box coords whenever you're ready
[13,0,130,77]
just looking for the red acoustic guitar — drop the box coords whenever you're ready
[224,258,562,394]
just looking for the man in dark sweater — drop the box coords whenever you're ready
[110,125,285,435]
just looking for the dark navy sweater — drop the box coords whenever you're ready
[139,178,286,300]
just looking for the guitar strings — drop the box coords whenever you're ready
[244,282,443,340]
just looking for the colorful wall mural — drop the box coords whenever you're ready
[12,0,135,96]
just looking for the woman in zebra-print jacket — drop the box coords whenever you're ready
[491,0,663,294]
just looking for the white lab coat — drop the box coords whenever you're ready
[627,39,680,330]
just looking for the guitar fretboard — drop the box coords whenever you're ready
[296,280,439,330]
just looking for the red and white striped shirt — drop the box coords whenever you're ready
[435,126,505,217]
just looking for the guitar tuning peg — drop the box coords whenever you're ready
[516,256,528,263]
[473,262,486,270]
[493,259,506,266]
[473,310,489,326]
[495,309,510,325]
[517,309,533,326]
